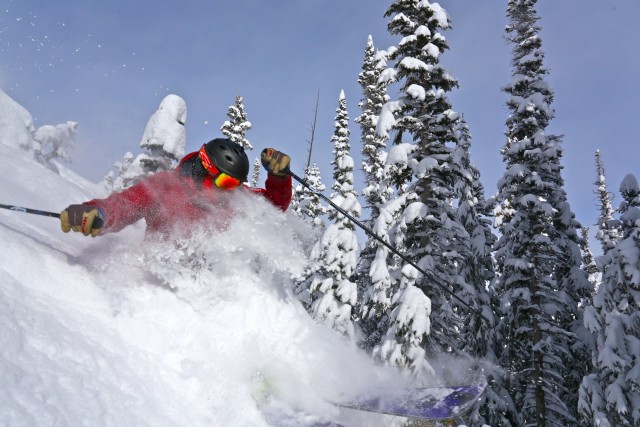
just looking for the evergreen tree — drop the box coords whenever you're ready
[453,118,496,359]
[250,157,261,187]
[581,227,599,286]
[107,95,186,190]
[355,35,392,221]
[366,140,416,364]
[289,182,303,221]
[580,173,640,427]
[371,189,433,378]
[292,164,326,228]
[108,152,137,191]
[373,0,479,381]
[291,164,328,307]
[452,119,518,427]
[0,89,78,172]
[354,35,394,351]
[220,95,252,150]
[138,94,187,175]
[594,149,622,255]
[493,1,592,425]
[32,121,78,167]
[307,91,360,340]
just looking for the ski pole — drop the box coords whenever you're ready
[288,170,491,325]
[0,203,104,228]
[0,203,62,219]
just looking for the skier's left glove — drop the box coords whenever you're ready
[60,204,104,237]
[261,148,290,176]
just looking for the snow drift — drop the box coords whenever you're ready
[0,136,418,426]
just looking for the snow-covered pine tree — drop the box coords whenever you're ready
[373,0,478,381]
[250,157,261,187]
[138,94,187,175]
[594,149,622,255]
[453,118,496,358]
[493,1,593,425]
[220,95,252,150]
[452,118,519,427]
[108,152,137,191]
[0,89,78,172]
[32,121,78,167]
[353,35,395,351]
[291,164,329,307]
[107,95,187,191]
[306,91,360,340]
[579,173,640,427]
[580,227,599,287]
[365,130,417,357]
[371,172,446,382]
[290,183,303,221]
[292,164,326,228]
[355,35,392,224]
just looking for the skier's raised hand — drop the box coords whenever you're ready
[60,204,104,237]
[261,148,290,176]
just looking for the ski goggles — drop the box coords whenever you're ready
[198,145,242,190]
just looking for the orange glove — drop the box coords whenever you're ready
[261,148,291,176]
[60,204,104,237]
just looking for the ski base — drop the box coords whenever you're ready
[336,383,486,421]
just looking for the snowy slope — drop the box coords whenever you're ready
[0,141,413,427]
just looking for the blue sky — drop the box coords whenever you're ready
[2,0,639,239]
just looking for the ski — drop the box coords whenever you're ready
[335,382,486,421]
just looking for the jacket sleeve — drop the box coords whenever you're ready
[247,174,292,212]
[84,175,161,233]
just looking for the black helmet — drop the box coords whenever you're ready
[201,138,249,182]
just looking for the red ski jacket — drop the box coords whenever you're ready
[86,151,292,238]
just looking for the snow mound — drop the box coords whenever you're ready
[0,142,405,427]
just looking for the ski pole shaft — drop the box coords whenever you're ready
[0,203,104,229]
[0,203,61,219]
[288,170,491,325]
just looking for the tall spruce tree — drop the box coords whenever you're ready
[452,118,518,427]
[493,1,592,425]
[372,0,480,381]
[453,118,496,360]
[354,35,394,351]
[594,149,622,255]
[580,173,640,426]
[306,91,360,339]
[220,95,252,150]
[581,227,599,287]
[355,35,392,222]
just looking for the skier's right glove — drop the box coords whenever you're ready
[261,148,291,176]
[60,204,104,237]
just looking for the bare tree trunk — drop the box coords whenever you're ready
[305,90,320,172]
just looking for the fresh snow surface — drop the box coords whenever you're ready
[0,140,422,427]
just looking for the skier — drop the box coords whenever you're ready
[60,138,292,239]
